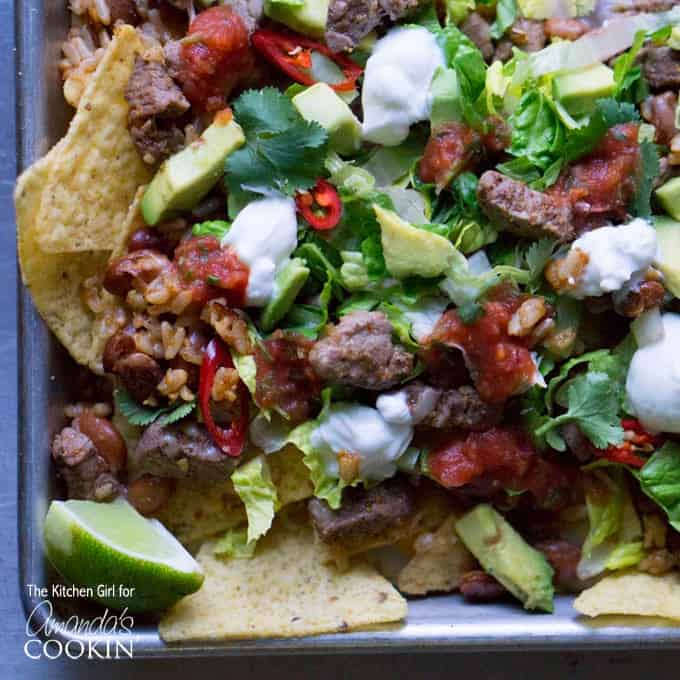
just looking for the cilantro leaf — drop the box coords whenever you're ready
[630,139,660,218]
[226,88,328,196]
[115,389,196,427]
[524,238,558,289]
[535,372,624,450]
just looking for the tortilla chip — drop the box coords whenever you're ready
[154,445,313,547]
[397,515,475,595]
[159,520,407,640]
[574,570,680,621]
[37,25,151,253]
[16,159,145,373]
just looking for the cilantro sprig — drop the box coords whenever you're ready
[226,88,329,196]
[115,389,196,427]
[534,372,624,450]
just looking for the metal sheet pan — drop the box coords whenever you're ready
[16,0,680,655]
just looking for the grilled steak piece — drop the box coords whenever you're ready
[461,13,494,61]
[477,171,574,242]
[130,421,238,481]
[125,56,190,165]
[641,47,680,91]
[411,383,504,430]
[52,427,121,501]
[308,477,416,544]
[309,311,414,390]
[325,0,428,52]
[509,18,546,53]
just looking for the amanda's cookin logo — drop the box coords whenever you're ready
[24,586,135,660]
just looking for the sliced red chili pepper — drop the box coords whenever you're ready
[601,443,647,468]
[598,419,662,468]
[199,338,248,457]
[251,28,363,92]
[295,179,342,230]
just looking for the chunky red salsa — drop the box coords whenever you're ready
[428,286,537,404]
[174,235,249,307]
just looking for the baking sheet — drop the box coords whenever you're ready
[15,0,680,654]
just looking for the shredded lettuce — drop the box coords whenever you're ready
[213,526,257,559]
[577,468,644,580]
[636,442,680,532]
[231,455,279,545]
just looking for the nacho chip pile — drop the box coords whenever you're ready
[15,25,151,373]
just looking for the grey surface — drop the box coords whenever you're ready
[3,0,680,675]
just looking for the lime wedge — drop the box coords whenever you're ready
[44,498,204,612]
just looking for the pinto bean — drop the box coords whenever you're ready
[534,539,583,592]
[103,331,136,373]
[459,570,507,601]
[127,475,174,515]
[115,352,164,403]
[544,17,589,41]
[127,228,174,257]
[75,412,128,475]
[103,249,175,298]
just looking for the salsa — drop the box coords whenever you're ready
[174,235,249,308]
[428,286,537,404]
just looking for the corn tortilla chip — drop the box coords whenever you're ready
[159,519,407,640]
[38,25,151,253]
[397,515,475,596]
[16,162,145,373]
[153,445,313,547]
[574,570,680,621]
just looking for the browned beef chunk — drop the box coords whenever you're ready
[642,47,680,91]
[641,91,679,145]
[308,477,416,545]
[543,17,589,41]
[461,12,493,61]
[561,422,597,463]
[493,39,513,62]
[108,0,140,24]
[125,56,190,165]
[326,0,383,52]
[406,382,504,431]
[309,311,414,390]
[325,0,428,52]
[130,421,238,481]
[477,171,575,242]
[52,427,121,501]
[615,0,678,12]
[509,18,546,52]
[224,0,265,33]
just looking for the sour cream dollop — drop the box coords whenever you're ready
[376,388,438,425]
[361,27,445,146]
[221,196,298,306]
[568,218,658,299]
[626,313,680,434]
[311,403,413,481]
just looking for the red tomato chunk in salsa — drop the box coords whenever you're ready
[177,5,254,111]
[174,236,249,307]
[428,286,537,404]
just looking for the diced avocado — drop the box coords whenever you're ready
[292,83,362,155]
[455,504,555,613]
[654,216,680,298]
[375,205,456,279]
[260,258,310,331]
[141,113,245,226]
[264,0,329,39]
[430,68,462,130]
[518,0,595,19]
[656,177,680,222]
[554,64,615,116]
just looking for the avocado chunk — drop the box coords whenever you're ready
[374,205,456,279]
[455,504,555,613]
[260,258,310,331]
[656,176,680,222]
[141,113,245,226]
[554,64,615,116]
[264,0,329,39]
[292,83,362,155]
[654,216,680,297]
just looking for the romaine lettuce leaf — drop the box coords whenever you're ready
[231,455,279,544]
[636,442,680,532]
[213,526,257,559]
